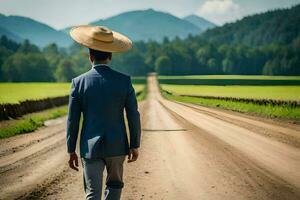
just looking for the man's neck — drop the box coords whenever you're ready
[93,60,109,66]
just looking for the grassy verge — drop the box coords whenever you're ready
[161,89,300,121]
[158,75,300,86]
[161,84,300,101]
[136,85,148,101]
[0,85,147,139]
[0,105,68,139]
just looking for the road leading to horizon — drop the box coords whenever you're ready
[0,75,300,200]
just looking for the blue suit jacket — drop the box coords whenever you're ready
[66,64,141,158]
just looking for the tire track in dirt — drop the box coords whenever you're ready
[0,118,67,200]
[177,102,300,147]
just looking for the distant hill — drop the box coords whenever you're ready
[0,14,72,47]
[0,26,23,43]
[183,15,216,31]
[201,4,300,46]
[66,9,201,42]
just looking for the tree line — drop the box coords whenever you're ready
[0,36,87,82]
[111,35,300,76]
[0,33,299,82]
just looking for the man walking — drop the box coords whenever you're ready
[66,25,141,200]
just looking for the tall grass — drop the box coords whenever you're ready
[0,106,68,138]
[161,89,300,120]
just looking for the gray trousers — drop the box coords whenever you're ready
[82,156,126,200]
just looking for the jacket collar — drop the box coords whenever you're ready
[93,63,109,68]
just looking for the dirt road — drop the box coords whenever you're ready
[0,75,300,200]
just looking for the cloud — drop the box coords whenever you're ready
[197,0,243,25]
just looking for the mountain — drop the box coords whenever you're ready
[183,15,216,31]
[200,4,300,46]
[0,14,72,47]
[0,26,23,43]
[86,9,201,41]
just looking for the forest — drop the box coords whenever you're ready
[0,4,299,82]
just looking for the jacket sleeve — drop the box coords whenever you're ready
[125,77,141,149]
[66,79,81,154]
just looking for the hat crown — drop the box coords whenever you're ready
[70,25,132,52]
[90,26,113,43]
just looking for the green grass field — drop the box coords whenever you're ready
[159,75,300,120]
[0,83,145,104]
[159,75,300,80]
[0,83,70,103]
[0,82,146,139]
[162,90,300,120]
[161,85,300,101]
[158,75,300,85]
[131,76,147,84]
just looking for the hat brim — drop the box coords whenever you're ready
[70,25,132,52]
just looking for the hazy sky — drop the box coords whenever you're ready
[0,0,299,29]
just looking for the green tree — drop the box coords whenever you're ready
[0,35,20,52]
[262,58,281,75]
[155,56,172,75]
[207,58,219,73]
[17,40,40,54]
[2,53,54,82]
[111,49,149,76]
[222,58,234,74]
[55,59,76,82]
[43,43,62,72]
[0,47,13,81]
[287,57,300,75]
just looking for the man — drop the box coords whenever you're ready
[66,25,141,200]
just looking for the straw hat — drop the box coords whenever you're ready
[70,25,132,52]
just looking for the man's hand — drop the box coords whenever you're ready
[68,152,79,171]
[128,148,139,163]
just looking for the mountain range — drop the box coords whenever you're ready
[0,9,215,47]
[0,26,23,43]
[183,15,216,31]
[88,9,215,42]
[0,14,72,47]
[1,4,299,49]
